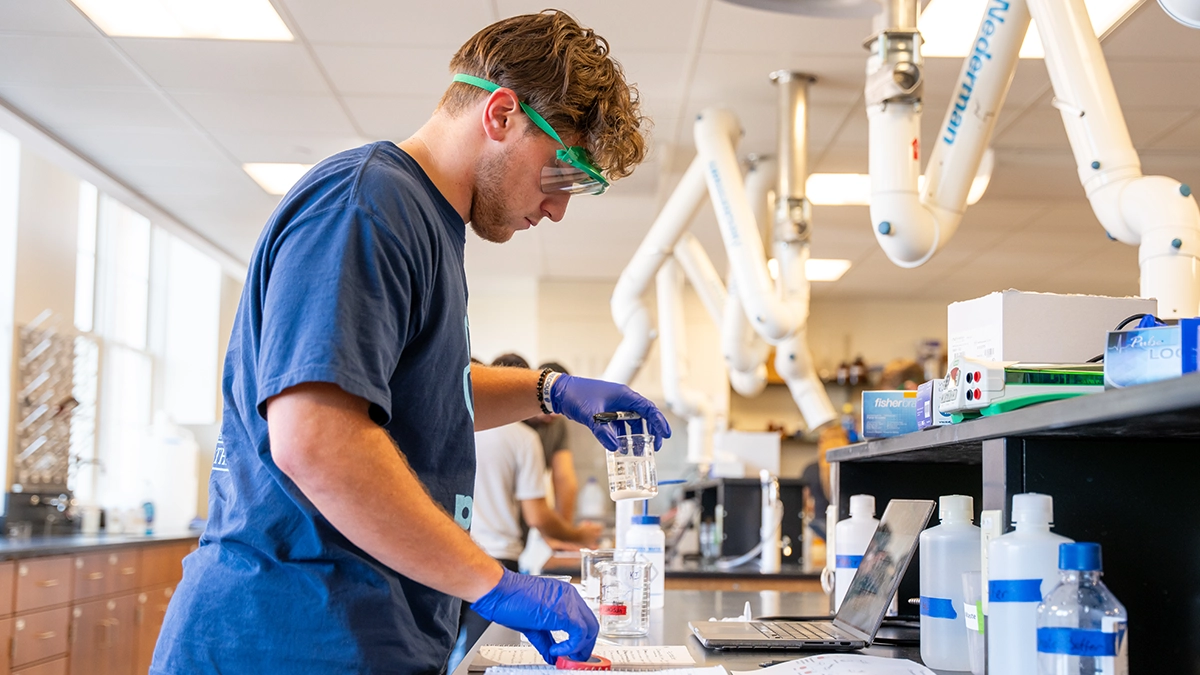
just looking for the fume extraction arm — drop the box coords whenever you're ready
[604,74,838,467]
[866,0,1200,317]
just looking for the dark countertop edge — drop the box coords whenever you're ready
[0,532,199,560]
[827,372,1200,463]
[664,568,821,580]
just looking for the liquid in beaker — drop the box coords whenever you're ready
[607,433,657,501]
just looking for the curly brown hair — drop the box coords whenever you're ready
[439,10,648,180]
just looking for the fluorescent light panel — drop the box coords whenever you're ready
[805,173,990,206]
[71,0,293,40]
[767,257,853,282]
[919,0,1138,58]
[243,163,313,195]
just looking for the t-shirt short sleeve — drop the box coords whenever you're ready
[256,205,413,425]
[514,427,548,501]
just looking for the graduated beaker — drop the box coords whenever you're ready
[596,557,651,637]
[607,433,657,501]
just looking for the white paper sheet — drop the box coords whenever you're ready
[476,645,696,669]
[485,665,724,675]
[731,654,935,675]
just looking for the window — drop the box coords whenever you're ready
[0,129,19,503]
[74,182,98,333]
[162,233,221,425]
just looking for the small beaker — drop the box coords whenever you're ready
[607,433,657,501]
[597,557,651,637]
[962,571,985,675]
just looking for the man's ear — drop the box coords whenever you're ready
[481,88,522,142]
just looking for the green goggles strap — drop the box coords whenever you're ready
[452,73,608,191]
[452,74,566,148]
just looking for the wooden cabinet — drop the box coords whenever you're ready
[69,596,136,675]
[15,559,72,614]
[11,608,69,669]
[1,537,194,675]
[133,587,172,675]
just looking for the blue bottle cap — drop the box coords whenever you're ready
[1059,542,1102,571]
[632,515,660,525]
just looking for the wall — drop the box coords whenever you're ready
[808,298,948,375]
[0,130,18,499]
[466,275,539,365]
[12,148,78,326]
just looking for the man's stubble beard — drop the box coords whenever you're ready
[469,150,515,244]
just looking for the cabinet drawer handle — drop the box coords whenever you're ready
[87,571,105,580]
[36,631,57,640]
[121,566,137,575]
[36,579,60,588]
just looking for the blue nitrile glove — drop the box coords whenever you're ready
[470,568,598,664]
[549,374,671,451]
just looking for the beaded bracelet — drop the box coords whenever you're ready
[536,367,554,414]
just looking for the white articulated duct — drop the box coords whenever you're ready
[1028,0,1200,316]
[772,242,837,429]
[695,108,800,342]
[656,258,714,465]
[673,233,726,325]
[602,156,709,384]
[867,0,1023,267]
[722,159,774,397]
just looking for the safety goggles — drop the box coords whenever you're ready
[452,74,609,196]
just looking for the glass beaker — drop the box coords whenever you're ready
[596,557,651,637]
[607,433,657,501]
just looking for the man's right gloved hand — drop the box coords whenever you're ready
[471,568,598,664]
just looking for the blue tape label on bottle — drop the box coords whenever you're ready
[920,596,958,619]
[988,578,1043,603]
[836,555,862,569]
[1037,627,1120,656]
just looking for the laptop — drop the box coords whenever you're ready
[688,499,935,651]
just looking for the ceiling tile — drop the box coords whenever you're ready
[313,44,452,97]
[0,35,142,87]
[53,126,227,166]
[1102,2,1200,61]
[279,0,492,47]
[1148,112,1200,150]
[115,39,331,95]
[170,91,358,135]
[109,161,261,197]
[0,85,187,130]
[1111,59,1200,108]
[691,53,866,109]
[0,0,97,35]
[701,2,874,58]
[496,0,699,54]
[211,131,367,164]
[340,95,435,140]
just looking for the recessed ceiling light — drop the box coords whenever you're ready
[70,0,293,41]
[919,0,1140,58]
[805,258,853,282]
[805,173,991,206]
[243,163,312,195]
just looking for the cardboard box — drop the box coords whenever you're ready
[1104,318,1200,388]
[947,290,1156,365]
[862,390,919,438]
[916,379,954,429]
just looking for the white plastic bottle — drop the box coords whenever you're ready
[920,495,982,672]
[577,477,606,519]
[834,494,878,612]
[987,493,1073,675]
[628,514,666,609]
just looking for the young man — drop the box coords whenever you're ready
[151,11,667,675]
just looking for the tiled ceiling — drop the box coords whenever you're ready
[2,0,1198,301]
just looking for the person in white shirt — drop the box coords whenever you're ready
[452,354,601,666]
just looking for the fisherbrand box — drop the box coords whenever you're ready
[862,390,920,438]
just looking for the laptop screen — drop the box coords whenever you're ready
[833,499,935,638]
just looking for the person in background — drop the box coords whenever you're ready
[152,11,669,675]
[454,354,602,668]
[523,361,579,524]
[799,424,848,542]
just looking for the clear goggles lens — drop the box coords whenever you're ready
[542,157,607,196]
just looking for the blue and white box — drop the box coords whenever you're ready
[862,390,920,438]
[916,379,953,429]
[1104,318,1199,388]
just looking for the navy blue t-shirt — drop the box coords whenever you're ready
[152,142,477,675]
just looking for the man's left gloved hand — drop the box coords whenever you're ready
[549,374,671,451]
[470,568,598,664]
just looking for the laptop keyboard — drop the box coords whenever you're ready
[752,621,841,640]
